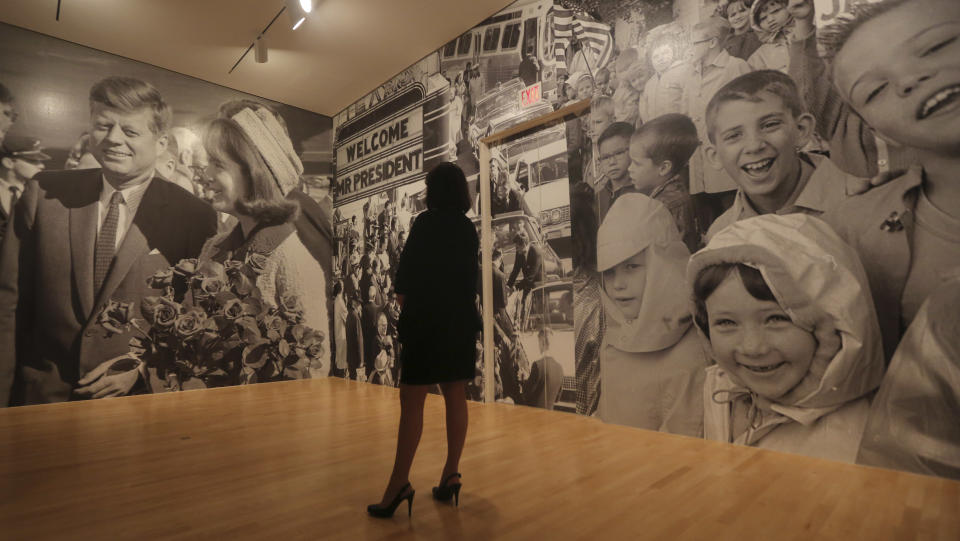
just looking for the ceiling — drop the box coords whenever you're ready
[0,0,516,117]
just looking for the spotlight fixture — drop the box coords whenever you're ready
[286,0,313,30]
[254,37,268,63]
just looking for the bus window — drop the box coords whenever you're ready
[457,34,472,56]
[443,39,457,58]
[522,18,538,57]
[501,23,522,50]
[483,26,502,52]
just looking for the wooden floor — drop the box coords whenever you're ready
[1,378,957,540]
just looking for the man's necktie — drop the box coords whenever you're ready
[8,186,19,213]
[94,191,124,295]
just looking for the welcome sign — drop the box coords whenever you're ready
[335,99,424,202]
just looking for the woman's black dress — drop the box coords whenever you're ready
[395,208,481,385]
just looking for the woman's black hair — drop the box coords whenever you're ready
[425,161,472,213]
[332,280,343,297]
[692,263,776,338]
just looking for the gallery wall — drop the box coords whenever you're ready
[0,22,335,403]
[330,0,960,481]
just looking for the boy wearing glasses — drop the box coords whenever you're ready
[595,122,636,220]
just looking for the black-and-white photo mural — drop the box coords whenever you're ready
[0,22,334,406]
[333,0,960,480]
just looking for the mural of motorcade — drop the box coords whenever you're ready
[515,278,575,412]
[474,211,566,281]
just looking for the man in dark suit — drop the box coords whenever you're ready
[361,285,382,379]
[507,231,543,310]
[0,77,218,406]
[345,298,365,380]
[344,263,363,305]
[522,328,563,410]
[0,136,51,244]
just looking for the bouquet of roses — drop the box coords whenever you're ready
[97,253,326,392]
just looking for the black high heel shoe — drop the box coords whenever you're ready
[432,473,462,506]
[367,483,415,518]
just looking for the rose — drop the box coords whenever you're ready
[98,300,135,335]
[279,294,304,322]
[141,296,181,329]
[262,314,285,332]
[197,276,226,299]
[173,258,200,278]
[301,330,325,360]
[223,260,244,278]
[245,252,270,275]
[174,309,207,339]
[222,298,244,320]
[146,268,173,289]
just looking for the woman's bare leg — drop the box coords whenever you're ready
[438,380,468,485]
[378,383,429,504]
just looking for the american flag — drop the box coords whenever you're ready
[550,5,613,78]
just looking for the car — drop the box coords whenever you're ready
[515,279,575,413]
[472,211,564,281]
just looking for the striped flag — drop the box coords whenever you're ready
[572,17,614,72]
[549,5,613,78]
[551,6,574,76]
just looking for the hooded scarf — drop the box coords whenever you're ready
[687,214,885,446]
[598,194,692,353]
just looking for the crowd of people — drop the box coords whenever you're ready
[559,0,959,478]
[331,196,414,385]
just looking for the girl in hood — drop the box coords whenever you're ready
[688,214,885,462]
[597,194,708,436]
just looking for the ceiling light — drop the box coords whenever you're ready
[286,0,313,29]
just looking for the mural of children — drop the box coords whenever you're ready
[703,70,859,241]
[747,0,792,73]
[640,34,690,122]
[721,0,763,61]
[583,96,615,189]
[856,274,960,480]
[627,113,700,252]
[595,122,637,220]
[683,18,751,208]
[689,214,885,462]
[611,48,642,126]
[820,0,960,359]
[596,194,707,436]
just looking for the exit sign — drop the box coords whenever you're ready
[520,83,542,108]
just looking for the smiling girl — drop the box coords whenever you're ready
[689,214,885,462]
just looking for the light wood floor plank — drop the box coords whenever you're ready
[1,377,957,540]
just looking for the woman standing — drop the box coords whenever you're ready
[198,108,330,377]
[367,162,480,518]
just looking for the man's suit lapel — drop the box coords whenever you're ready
[69,171,102,318]
[93,178,167,312]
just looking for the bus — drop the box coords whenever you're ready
[439,0,560,102]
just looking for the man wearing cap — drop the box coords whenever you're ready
[0,136,50,243]
[0,76,218,407]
